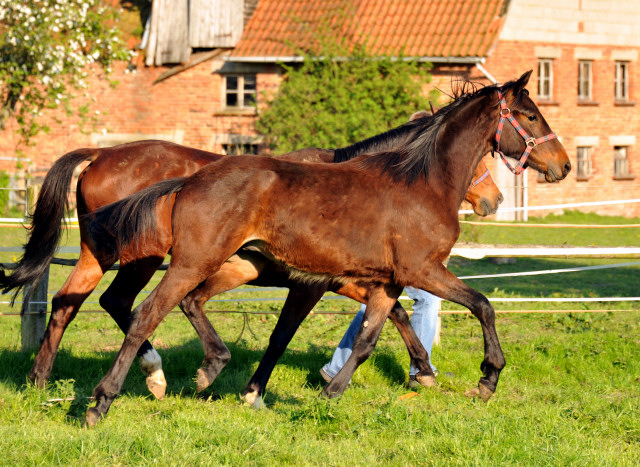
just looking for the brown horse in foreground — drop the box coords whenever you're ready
[0,112,500,399]
[85,71,570,423]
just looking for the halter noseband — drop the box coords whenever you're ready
[494,90,557,175]
[467,168,490,192]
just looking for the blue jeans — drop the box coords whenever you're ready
[322,286,440,378]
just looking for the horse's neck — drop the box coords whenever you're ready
[428,97,496,207]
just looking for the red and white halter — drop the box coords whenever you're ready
[494,90,557,175]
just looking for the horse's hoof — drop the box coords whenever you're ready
[478,383,494,402]
[464,387,480,398]
[195,368,212,393]
[243,390,265,409]
[85,407,103,428]
[146,370,167,400]
[416,374,437,388]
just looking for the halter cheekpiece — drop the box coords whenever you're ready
[494,90,557,175]
[467,168,490,192]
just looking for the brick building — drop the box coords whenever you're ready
[1,0,638,217]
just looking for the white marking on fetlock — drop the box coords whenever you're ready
[243,390,265,409]
[139,349,162,376]
[139,350,167,400]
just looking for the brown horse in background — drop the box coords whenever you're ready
[0,112,501,399]
[84,71,570,423]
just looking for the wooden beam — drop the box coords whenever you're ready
[153,49,228,84]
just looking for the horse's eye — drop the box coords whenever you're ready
[528,115,538,122]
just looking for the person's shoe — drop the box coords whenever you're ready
[319,367,332,383]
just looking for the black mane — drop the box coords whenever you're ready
[333,117,429,163]
[353,78,524,185]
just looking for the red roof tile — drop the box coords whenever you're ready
[232,0,505,60]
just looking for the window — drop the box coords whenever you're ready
[537,59,553,100]
[615,61,629,102]
[613,146,631,178]
[576,146,592,180]
[222,143,259,155]
[578,60,593,101]
[225,75,257,109]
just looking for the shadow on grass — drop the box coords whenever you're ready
[0,336,408,408]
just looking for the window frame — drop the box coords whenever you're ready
[615,61,630,102]
[223,74,257,110]
[576,146,592,181]
[221,143,259,156]
[577,60,593,102]
[537,59,553,100]
[613,145,632,179]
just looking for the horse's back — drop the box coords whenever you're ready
[79,140,223,211]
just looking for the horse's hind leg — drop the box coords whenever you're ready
[387,301,436,387]
[323,284,402,398]
[99,257,168,399]
[241,282,328,409]
[414,264,505,402]
[86,264,210,426]
[29,245,109,387]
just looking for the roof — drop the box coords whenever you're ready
[231,0,506,61]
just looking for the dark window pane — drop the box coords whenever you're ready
[226,76,238,90]
[244,92,256,106]
[226,92,238,107]
[243,75,257,90]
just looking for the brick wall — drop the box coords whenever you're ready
[0,52,281,179]
[1,37,637,217]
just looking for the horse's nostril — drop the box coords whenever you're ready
[497,193,504,204]
[564,161,572,176]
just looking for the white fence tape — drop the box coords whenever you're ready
[458,198,640,215]
[451,246,640,259]
[456,261,640,279]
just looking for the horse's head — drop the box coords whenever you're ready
[465,159,503,216]
[495,71,571,182]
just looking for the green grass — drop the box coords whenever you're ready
[0,211,639,464]
[459,210,640,246]
[0,312,638,464]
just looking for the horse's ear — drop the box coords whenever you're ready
[513,70,533,94]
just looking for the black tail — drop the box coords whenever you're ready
[86,178,187,257]
[0,149,98,305]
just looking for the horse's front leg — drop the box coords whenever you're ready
[242,281,328,408]
[99,257,168,400]
[331,282,435,387]
[414,263,505,402]
[323,283,402,397]
[179,252,273,392]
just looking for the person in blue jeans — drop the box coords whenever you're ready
[321,286,439,387]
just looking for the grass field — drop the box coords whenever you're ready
[0,212,639,465]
